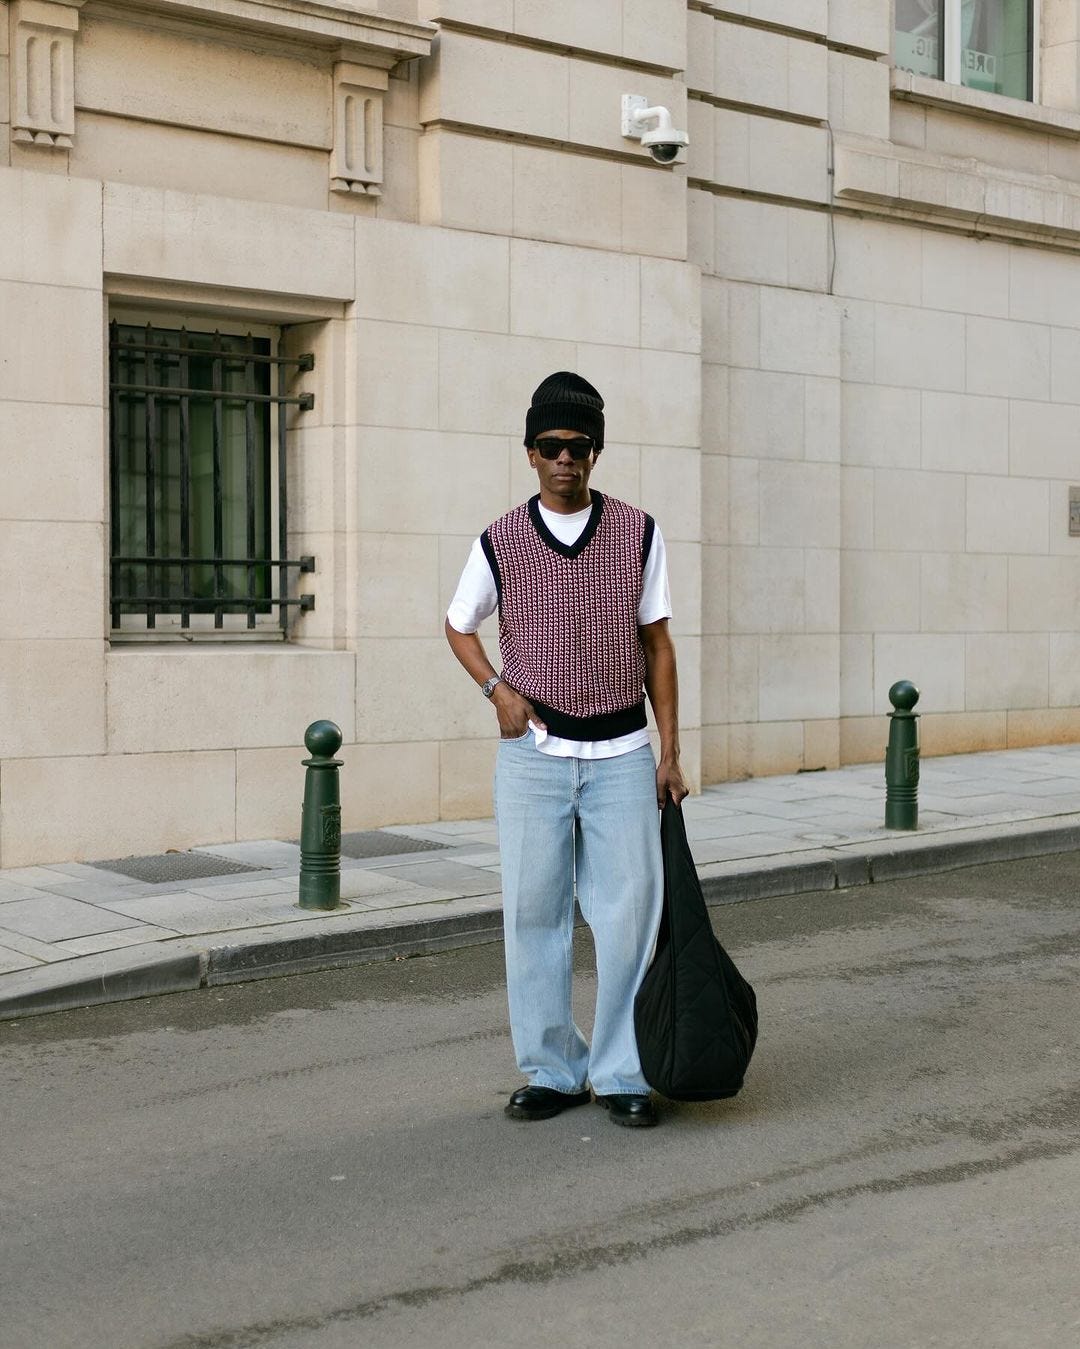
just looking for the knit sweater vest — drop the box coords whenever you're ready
[481,491,655,740]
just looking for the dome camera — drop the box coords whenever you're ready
[621,94,689,166]
[641,125,690,164]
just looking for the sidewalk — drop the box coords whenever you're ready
[4,743,1080,1022]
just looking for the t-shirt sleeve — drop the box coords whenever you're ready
[638,523,673,627]
[446,537,499,634]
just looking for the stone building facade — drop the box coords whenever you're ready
[3,0,1080,865]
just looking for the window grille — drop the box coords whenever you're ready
[108,321,316,634]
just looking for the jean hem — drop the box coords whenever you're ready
[530,1076,589,1095]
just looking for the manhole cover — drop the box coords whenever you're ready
[90,852,266,883]
[339,831,449,859]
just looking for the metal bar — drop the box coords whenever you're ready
[179,331,191,629]
[245,336,257,630]
[112,383,314,409]
[114,556,313,567]
[109,337,314,369]
[114,595,313,607]
[212,345,224,630]
[143,325,157,630]
[108,321,122,629]
[277,335,289,631]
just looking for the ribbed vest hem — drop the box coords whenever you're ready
[528,697,648,741]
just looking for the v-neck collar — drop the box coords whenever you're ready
[527,491,604,560]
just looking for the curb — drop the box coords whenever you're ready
[206,907,506,985]
[0,942,207,1023]
[4,815,1080,1022]
[697,816,1080,905]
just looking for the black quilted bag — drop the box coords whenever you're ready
[634,798,758,1100]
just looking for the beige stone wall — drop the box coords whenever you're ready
[692,0,1080,779]
[0,0,701,866]
[11,0,1080,864]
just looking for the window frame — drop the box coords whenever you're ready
[107,306,313,643]
[894,0,1040,104]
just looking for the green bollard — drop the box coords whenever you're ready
[299,720,343,911]
[885,680,920,830]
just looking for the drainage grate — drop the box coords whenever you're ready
[90,852,267,883]
[339,831,450,860]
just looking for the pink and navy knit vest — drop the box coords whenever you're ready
[481,491,655,740]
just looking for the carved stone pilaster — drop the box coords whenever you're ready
[9,0,86,148]
[330,62,387,197]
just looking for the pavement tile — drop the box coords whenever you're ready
[0,945,43,974]
[439,850,501,867]
[192,841,302,868]
[919,794,1050,816]
[26,878,172,905]
[997,779,1080,797]
[94,891,324,936]
[393,820,488,836]
[0,866,84,887]
[38,861,145,883]
[363,887,460,908]
[692,834,814,864]
[0,882,38,904]
[52,925,178,956]
[378,825,462,843]
[0,896,142,942]
[279,871,431,901]
[715,798,872,824]
[927,778,1031,796]
[0,928,91,963]
[186,879,297,901]
[375,861,503,896]
[683,814,801,840]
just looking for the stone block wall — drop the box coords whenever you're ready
[0,0,701,866]
[692,0,1080,779]
[10,0,1080,864]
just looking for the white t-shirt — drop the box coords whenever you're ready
[446,499,673,760]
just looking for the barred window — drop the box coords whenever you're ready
[108,319,315,637]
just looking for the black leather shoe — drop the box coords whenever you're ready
[505,1085,591,1121]
[595,1093,659,1128]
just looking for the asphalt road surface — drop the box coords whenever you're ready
[2,853,1078,1349]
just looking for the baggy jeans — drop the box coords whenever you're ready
[494,736,664,1096]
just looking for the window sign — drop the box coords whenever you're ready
[896,0,944,81]
[960,0,1031,100]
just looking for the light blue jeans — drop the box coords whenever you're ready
[494,737,664,1097]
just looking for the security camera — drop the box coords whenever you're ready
[621,94,689,165]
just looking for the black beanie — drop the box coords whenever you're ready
[524,371,605,451]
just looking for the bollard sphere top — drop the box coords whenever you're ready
[888,680,920,712]
[304,719,343,757]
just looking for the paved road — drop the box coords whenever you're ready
[2,854,1078,1349]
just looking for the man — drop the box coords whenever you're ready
[445,372,688,1129]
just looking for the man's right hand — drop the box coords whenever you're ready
[492,683,546,739]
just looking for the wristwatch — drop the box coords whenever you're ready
[481,675,502,699]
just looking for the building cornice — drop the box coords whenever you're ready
[83,0,435,67]
[834,131,1080,249]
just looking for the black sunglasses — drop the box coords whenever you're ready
[533,437,596,461]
